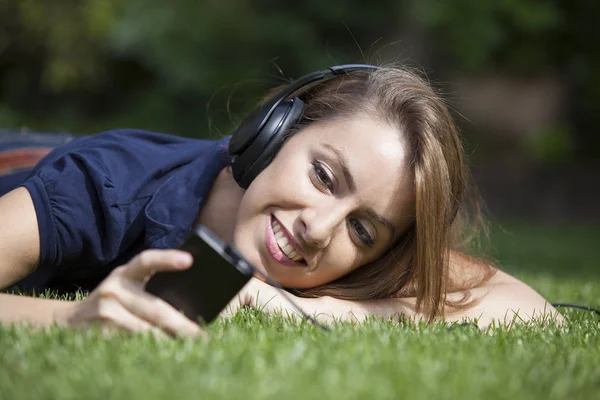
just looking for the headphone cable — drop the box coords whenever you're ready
[551,302,600,316]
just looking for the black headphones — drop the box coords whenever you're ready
[228,64,379,189]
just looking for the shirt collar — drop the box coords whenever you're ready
[144,135,232,249]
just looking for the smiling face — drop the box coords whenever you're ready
[232,115,415,288]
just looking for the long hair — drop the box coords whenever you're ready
[270,66,496,321]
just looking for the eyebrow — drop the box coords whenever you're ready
[321,142,396,237]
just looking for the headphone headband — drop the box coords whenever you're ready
[272,64,380,107]
[228,64,378,156]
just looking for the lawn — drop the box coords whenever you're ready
[1,221,598,400]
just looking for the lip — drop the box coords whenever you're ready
[265,215,307,267]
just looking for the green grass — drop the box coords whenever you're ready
[1,221,599,400]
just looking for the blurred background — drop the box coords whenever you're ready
[1,0,599,223]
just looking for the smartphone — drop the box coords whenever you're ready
[146,225,254,325]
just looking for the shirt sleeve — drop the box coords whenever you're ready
[22,146,133,275]
[19,131,162,277]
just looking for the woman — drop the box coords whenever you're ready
[0,65,561,337]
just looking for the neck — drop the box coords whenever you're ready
[195,165,245,242]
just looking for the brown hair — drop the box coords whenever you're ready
[276,66,496,321]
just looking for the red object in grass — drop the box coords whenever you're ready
[0,148,53,176]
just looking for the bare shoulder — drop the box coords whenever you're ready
[0,187,41,288]
[445,252,563,327]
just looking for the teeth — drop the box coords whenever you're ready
[283,246,302,262]
[277,236,300,261]
[271,218,304,262]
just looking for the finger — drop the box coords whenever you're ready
[115,277,205,338]
[96,298,168,339]
[121,249,193,282]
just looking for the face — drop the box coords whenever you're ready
[232,115,415,288]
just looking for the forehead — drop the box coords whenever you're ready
[292,116,415,228]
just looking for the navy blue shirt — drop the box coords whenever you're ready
[3,130,231,293]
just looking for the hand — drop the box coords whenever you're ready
[221,277,285,318]
[239,277,281,309]
[224,277,325,323]
[57,249,204,338]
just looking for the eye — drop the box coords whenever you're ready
[350,218,374,247]
[311,160,334,191]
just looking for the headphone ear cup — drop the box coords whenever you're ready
[229,101,272,156]
[231,97,305,188]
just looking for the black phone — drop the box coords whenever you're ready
[146,225,254,325]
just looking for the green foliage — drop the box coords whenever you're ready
[0,0,116,92]
[411,0,562,73]
[409,0,600,158]
[524,124,576,165]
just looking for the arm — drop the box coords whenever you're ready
[442,269,564,327]
[0,187,40,287]
[231,277,415,323]
[235,271,563,328]
[0,293,74,326]
[0,187,69,326]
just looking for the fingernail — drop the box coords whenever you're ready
[175,253,193,268]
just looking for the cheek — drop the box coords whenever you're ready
[317,244,364,278]
[235,164,284,219]
[236,186,262,218]
[247,157,314,209]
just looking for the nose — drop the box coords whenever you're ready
[296,200,350,249]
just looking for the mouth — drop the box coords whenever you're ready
[265,215,307,267]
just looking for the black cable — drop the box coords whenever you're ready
[551,303,600,316]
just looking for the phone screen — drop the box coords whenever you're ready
[146,226,254,325]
